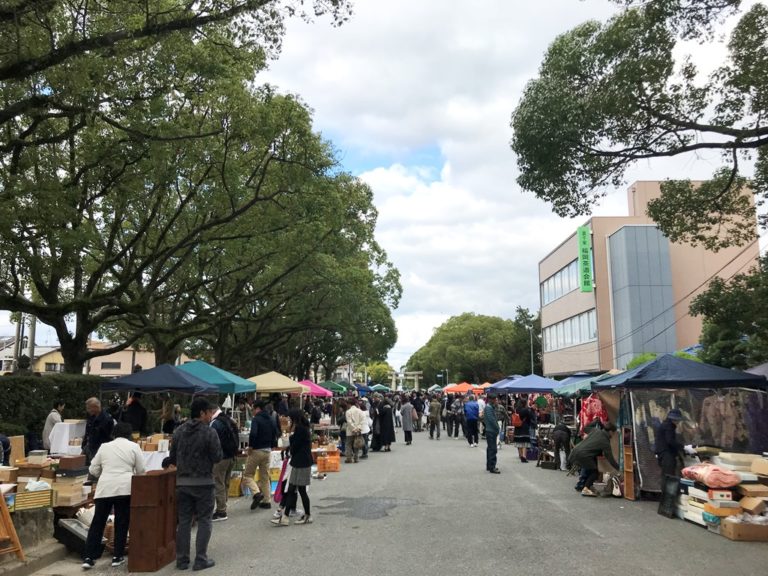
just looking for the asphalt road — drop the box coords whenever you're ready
[37,428,766,576]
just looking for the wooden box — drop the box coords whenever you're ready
[13,490,52,511]
[128,470,176,572]
[0,467,18,483]
[59,455,86,470]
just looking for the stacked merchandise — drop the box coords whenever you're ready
[52,455,91,508]
[678,453,768,542]
[3,458,54,512]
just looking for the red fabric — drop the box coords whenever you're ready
[681,464,741,488]
[579,394,608,436]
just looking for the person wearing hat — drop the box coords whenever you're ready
[655,409,685,478]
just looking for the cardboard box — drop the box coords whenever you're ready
[59,455,86,470]
[721,520,768,542]
[0,466,18,483]
[737,483,768,497]
[751,458,768,476]
[703,503,742,517]
[27,450,49,465]
[144,443,158,452]
[739,496,766,515]
[707,489,732,501]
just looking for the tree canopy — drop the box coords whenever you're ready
[406,309,541,385]
[689,255,768,369]
[511,0,766,250]
[1,0,401,376]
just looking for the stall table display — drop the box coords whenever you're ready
[48,421,85,456]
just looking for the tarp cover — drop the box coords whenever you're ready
[103,364,219,395]
[594,354,766,390]
[487,374,560,395]
[178,360,255,394]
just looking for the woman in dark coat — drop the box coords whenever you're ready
[369,397,382,452]
[513,399,532,463]
[272,409,313,526]
[379,398,396,452]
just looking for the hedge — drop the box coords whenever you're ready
[0,373,103,441]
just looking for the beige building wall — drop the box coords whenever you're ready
[539,181,759,376]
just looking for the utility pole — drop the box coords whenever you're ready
[528,326,534,375]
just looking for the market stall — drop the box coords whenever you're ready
[594,354,767,495]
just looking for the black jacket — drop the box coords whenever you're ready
[84,410,114,459]
[288,426,312,469]
[655,419,683,456]
[121,401,148,435]
[249,411,279,450]
[168,418,222,486]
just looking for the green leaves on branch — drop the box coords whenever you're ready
[511,1,768,249]
[406,309,540,385]
[690,256,768,369]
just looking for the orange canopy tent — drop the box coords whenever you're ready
[443,382,479,394]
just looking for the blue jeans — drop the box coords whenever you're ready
[576,465,598,490]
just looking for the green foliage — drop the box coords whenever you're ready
[690,256,768,368]
[0,0,400,377]
[0,374,102,438]
[366,361,393,384]
[511,1,767,249]
[625,351,702,370]
[626,352,660,370]
[406,308,541,385]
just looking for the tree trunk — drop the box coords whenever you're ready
[153,341,179,366]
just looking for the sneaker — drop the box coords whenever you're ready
[212,511,228,522]
[294,514,313,525]
[581,487,598,497]
[111,557,126,567]
[258,502,271,509]
[489,468,501,474]
[82,558,95,570]
[272,509,283,519]
[250,492,264,510]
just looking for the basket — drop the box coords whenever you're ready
[316,456,341,473]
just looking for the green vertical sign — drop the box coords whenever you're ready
[577,226,593,292]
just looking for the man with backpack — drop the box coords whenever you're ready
[211,406,240,521]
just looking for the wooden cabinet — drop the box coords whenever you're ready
[128,469,176,572]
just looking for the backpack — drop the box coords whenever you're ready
[216,414,239,456]
[511,412,523,428]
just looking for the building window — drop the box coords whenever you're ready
[101,361,121,370]
[44,363,60,372]
[543,308,598,352]
[540,259,579,306]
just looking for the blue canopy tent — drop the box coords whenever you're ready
[354,383,374,396]
[177,360,256,394]
[102,364,219,395]
[594,354,766,390]
[487,374,559,396]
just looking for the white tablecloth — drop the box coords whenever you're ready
[143,451,170,471]
[49,422,86,456]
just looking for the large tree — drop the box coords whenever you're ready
[0,1,352,372]
[406,309,541,385]
[511,0,766,250]
[689,256,768,369]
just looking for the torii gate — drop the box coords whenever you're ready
[389,371,424,391]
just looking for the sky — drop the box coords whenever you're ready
[1,0,758,372]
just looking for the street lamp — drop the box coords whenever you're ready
[526,326,534,375]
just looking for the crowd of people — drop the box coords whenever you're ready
[63,387,570,571]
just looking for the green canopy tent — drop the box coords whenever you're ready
[318,381,347,394]
[177,360,256,394]
[370,384,391,392]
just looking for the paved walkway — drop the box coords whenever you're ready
[37,430,766,576]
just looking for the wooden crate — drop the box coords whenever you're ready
[13,490,52,511]
[317,456,341,473]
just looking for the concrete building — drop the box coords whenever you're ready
[539,181,759,377]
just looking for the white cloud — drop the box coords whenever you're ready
[258,0,756,370]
